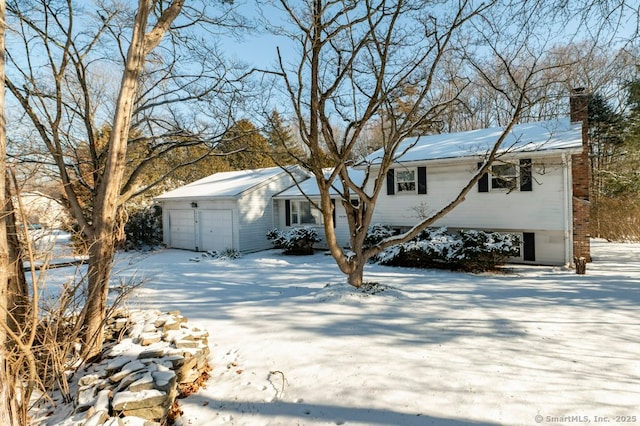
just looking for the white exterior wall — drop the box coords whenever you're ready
[367,154,571,265]
[274,198,352,249]
[237,172,307,252]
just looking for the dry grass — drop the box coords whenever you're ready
[592,196,640,242]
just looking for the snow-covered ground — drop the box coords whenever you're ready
[93,240,640,426]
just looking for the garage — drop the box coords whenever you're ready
[168,210,196,250]
[199,210,233,252]
[155,166,309,253]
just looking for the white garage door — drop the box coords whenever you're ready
[168,210,196,250]
[199,210,234,252]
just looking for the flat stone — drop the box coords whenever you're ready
[93,389,111,413]
[84,410,110,426]
[112,389,167,411]
[174,339,200,349]
[78,374,102,387]
[76,385,96,409]
[138,332,162,346]
[110,360,146,383]
[120,405,167,421]
[152,369,176,393]
[129,372,155,392]
[137,347,167,360]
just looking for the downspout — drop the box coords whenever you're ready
[562,153,573,266]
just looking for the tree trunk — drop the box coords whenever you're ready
[5,180,27,334]
[0,0,19,421]
[80,0,184,359]
[81,230,116,360]
[347,260,365,288]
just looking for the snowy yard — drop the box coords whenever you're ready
[101,240,640,425]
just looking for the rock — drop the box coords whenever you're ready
[76,385,97,410]
[63,310,211,425]
[129,372,155,392]
[110,360,146,383]
[93,389,111,413]
[78,374,102,387]
[84,410,110,426]
[137,332,162,346]
[112,389,167,412]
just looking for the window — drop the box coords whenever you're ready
[491,163,518,190]
[290,200,322,225]
[396,169,416,192]
[386,167,427,195]
[478,159,532,193]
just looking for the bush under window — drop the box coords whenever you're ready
[266,227,322,255]
[369,226,520,272]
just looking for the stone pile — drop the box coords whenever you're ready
[60,309,210,426]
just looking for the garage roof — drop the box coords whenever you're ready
[155,166,304,200]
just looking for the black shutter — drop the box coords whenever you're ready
[520,159,532,191]
[523,232,535,261]
[417,166,427,194]
[478,162,489,192]
[331,199,336,228]
[285,200,291,226]
[386,169,395,195]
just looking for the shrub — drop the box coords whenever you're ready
[363,223,395,249]
[372,227,520,272]
[266,227,322,255]
[124,205,163,250]
[206,248,242,260]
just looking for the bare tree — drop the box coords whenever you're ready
[5,0,244,358]
[270,0,604,287]
[0,0,19,420]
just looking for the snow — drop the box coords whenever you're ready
[275,169,367,198]
[154,165,305,200]
[365,118,583,164]
[74,239,640,426]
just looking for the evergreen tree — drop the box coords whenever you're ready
[265,110,306,165]
[218,119,276,170]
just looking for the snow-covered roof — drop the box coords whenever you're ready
[155,166,303,200]
[364,117,583,164]
[275,169,366,198]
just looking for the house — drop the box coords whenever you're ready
[154,166,308,252]
[157,93,590,266]
[360,93,590,265]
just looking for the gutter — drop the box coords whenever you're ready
[562,152,573,265]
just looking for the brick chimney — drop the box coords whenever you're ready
[570,87,591,262]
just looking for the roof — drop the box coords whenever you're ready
[275,169,366,198]
[364,117,583,164]
[155,166,303,201]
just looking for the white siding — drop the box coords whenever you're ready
[366,155,571,265]
[237,171,307,252]
[371,156,567,231]
[274,198,352,249]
